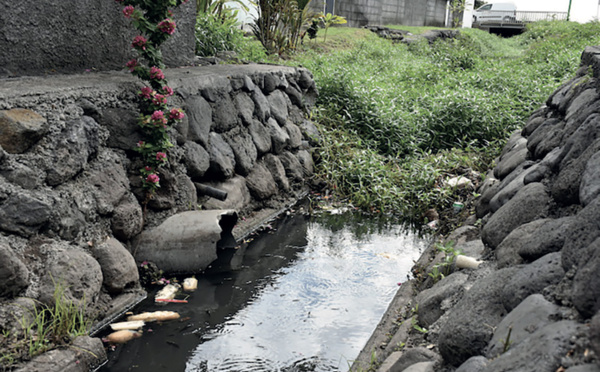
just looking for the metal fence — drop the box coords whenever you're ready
[516,11,568,22]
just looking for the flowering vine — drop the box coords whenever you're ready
[115,0,188,195]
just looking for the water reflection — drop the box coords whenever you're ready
[99,212,426,372]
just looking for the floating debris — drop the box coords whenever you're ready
[110,320,145,331]
[127,311,181,322]
[183,277,198,291]
[155,283,181,302]
[104,330,142,344]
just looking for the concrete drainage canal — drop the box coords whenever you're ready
[97,206,428,372]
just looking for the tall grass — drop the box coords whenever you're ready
[283,21,600,223]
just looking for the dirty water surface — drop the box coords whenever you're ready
[98,210,428,372]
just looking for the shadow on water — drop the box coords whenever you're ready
[98,210,427,372]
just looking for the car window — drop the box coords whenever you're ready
[479,4,492,10]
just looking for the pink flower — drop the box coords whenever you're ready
[139,86,154,99]
[156,152,167,162]
[136,140,145,147]
[161,86,174,97]
[157,19,176,35]
[144,166,153,172]
[146,173,160,184]
[151,110,167,127]
[132,35,147,50]
[169,108,185,120]
[123,5,135,18]
[149,66,164,80]
[126,59,138,72]
[152,94,167,106]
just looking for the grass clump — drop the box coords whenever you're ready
[279,21,600,225]
[0,281,91,369]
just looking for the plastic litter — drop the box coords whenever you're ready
[455,255,482,269]
[183,277,198,291]
[155,283,180,302]
[110,320,145,331]
[127,311,180,322]
[452,202,464,214]
[105,330,142,344]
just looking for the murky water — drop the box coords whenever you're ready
[99,210,427,372]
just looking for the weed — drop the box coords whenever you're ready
[428,241,462,283]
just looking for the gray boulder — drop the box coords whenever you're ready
[92,238,139,294]
[267,89,290,126]
[248,119,272,155]
[208,132,236,179]
[185,95,213,147]
[579,150,600,206]
[38,244,104,312]
[438,267,519,366]
[517,216,575,261]
[559,113,600,169]
[296,149,314,177]
[111,194,144,241]
[246,163,278,200]
[0,192,52,237]
[0,161,42,190]
[487,294,560,358]
[46,116,100,186]
[97,108,142,151]
[212,94,239,132]
[562,196,600,271]
[0,108,47,153]
[455,356,488,372]
[495,219,548,268]
[483,321,580,372]
[133,210,237,274]
[501,252,564,311]
[521,116,545,137]
[0,243,29,298]
[527,118,564,160]
[552,138,600,205]
[494,146,528,180]
[87,158,130,215]
[14,335,106,372]
[489,163,540,213]
[223,126,258,176]
[416,272,468,328]
[183,141,210,179]
[263,154,290,191]
[481,183,550,249]
[252,89,271,122]
[235,92,255,125]
[283,121,303,149]
[280,151,304,182]
[266,117,290,154]
[572,237,600,318]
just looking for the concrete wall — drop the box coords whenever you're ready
[0,0,196,77]
[310,0,447,27]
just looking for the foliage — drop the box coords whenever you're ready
[115,0,187,198]
[251,0,316,55]
[1,281,91,369]
[282,22,600,224]
[195,10,245,56]
[428,241,461,282]
[319,13,347,42]
[448,0,466,27]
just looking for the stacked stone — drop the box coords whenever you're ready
[0,64,318,371]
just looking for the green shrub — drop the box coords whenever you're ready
[195,11,245,56]
[290,22,600,224]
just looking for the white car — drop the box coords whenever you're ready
[473,2,517,23]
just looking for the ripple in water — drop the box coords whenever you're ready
[186,214,426,372]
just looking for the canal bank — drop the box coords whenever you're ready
[350,47,600,372]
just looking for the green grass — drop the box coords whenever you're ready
[242,21,600,225]
[272,21,600,224]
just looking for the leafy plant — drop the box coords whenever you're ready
[319,13,347,42]
[251,0,316,55]
[195,10,245,56]
[115,0,187,199]
[428,241,462,283]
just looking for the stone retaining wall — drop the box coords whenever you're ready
[0,0,196,77]
[352,47,600,372]
[0,64,318,371]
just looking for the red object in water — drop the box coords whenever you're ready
[155,298,188,303]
